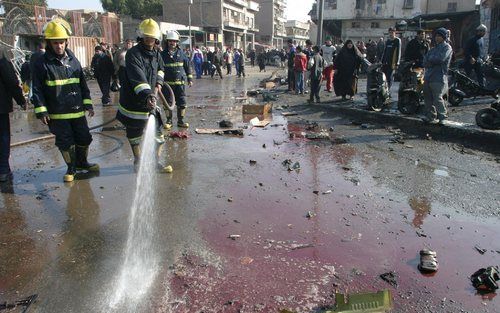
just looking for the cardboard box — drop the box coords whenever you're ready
[242,103,272,115]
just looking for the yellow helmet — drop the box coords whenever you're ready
[44,19,72,40]
[138,18,161,41]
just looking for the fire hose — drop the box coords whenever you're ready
[11,84,177,148]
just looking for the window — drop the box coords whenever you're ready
[326,0,337,9]
[378,0,386,4]
[371,22,380,28]
[352,22,361,28]
[403,0,413,9]
[355,0,361,9]
[447,2,457,12]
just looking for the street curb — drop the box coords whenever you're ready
[306,101,500,155]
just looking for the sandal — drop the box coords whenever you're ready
[418,249,438,272]
[471,266,500,292]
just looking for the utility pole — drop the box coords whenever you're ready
[188,0,193,52]
[316,0,324,45]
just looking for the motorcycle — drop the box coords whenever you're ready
[476,98,500,130]
[397,61,425,114]
[448,62,500,106]
[366,63,390,111]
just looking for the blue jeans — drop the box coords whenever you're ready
[194,61,202,78]
[295,71,304,93]
[0,114,11,174]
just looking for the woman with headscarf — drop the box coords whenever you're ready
[334,40,364,100]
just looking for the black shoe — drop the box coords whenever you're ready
[0,172,12,182]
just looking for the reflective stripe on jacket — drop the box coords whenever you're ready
[118,43,164,119]
[160,48,192,87]
[31,48,92,119]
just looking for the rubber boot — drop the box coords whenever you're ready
[131,144,141,173]
[177,108,189,128]
[164,109,173,130]
[60,146,76,182]
[75,145,100,172]
[156,144,173,173]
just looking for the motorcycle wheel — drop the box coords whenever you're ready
[476,108,500,130]
[398,93,419,115]
[448,92,463,107]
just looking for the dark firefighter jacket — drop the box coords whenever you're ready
[0,50,26,114]
[32,48,92,119]
[160,47,192,87]
[118,43,164,120]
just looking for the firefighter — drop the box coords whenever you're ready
[32,20,98,183]
[161,30,193,129]
[116,18,172,173]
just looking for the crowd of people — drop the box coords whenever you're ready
[281,24,490,125]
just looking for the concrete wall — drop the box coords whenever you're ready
[323,0,425,20]
[341,19,397,42]
[426,0,476,13]
[255,0,274,39]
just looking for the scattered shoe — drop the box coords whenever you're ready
[471,266,499,292]
[418,249,438,272]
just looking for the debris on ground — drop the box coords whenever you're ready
[262,92,279,102]
[326,290,392,313]
[240,256,254,265]
[305,131,330,140]
[247,89,263,96]
[219,120,234,128]
[322,190,332,194]
[360,123,375,129]
[282,159,301,172]
[418,249,438,272]
[249,160,257,165]
[249,117,270,127]
[305,122,319,131]
[306,211,315,219]
[169,131,190,139]
[474,245,487,255]
[261,81,276,89]
[0,294,38,312]
[470,266,499,292]
[290,243,314,250]
[282,112,298,117]
[195,128,244,136]
[228,234,240,240]
[380,271,399,288]
[243,103,272,114]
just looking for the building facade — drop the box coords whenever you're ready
[162,0,259,50]
[254,0,287,48]
[310,0,477,43]
[285,20,310,47]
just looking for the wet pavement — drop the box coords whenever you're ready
[1,66,499,313]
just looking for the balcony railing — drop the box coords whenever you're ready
[223,18,248,30]
[225,0,248,7]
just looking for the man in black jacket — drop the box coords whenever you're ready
[91,45,114,106]
[0,50,27,182]
[404,30,429,68]
[464,24,488,87]
[32,20,98,183]
[116,19,171,173]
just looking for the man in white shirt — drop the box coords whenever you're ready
[321,37,336,93]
